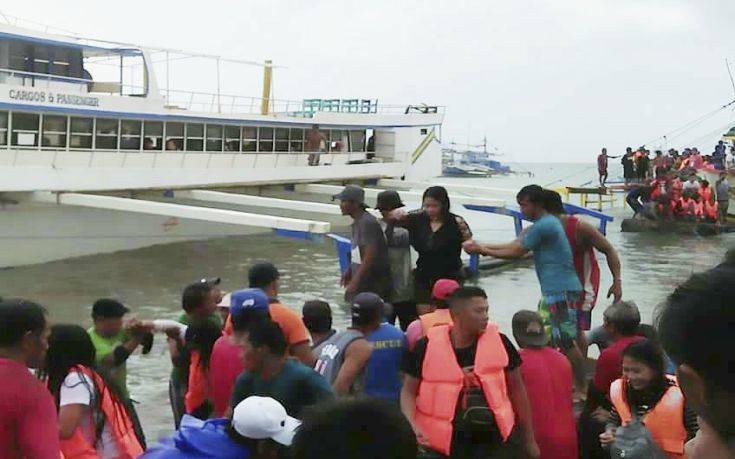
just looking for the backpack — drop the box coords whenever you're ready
[610,416,668,459]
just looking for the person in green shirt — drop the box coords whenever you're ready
[228,319,334,420]
[87,297,152,448]
[168,278,224,428]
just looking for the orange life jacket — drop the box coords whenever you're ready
[700,187,713,203]
[609,377,687,458]
[414,324,515,455]
[704,200,718,220]
[185,350,209,414]
[59,366,144,459]
[419,309,453,335]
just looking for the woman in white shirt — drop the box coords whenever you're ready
[44,324,144,459]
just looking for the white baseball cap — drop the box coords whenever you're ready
[232,396,301,446]
[217,292,231,308]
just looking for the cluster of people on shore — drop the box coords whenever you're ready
[2,183,734,459]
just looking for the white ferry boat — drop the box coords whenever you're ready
[0,22,444,267]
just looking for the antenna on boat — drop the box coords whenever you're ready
[726,58,735,102]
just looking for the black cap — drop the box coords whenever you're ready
[332,185,367,207]
[92,298,130,319]
[512,310,549,348]
[351,292,385,325]
[198,277,221,287]
[375,190,405,211]
[248,263,280,289]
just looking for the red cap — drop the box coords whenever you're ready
[431,279,460,301]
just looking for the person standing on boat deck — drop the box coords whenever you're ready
[597,148,609,186]
[334,185,392,301]
[715,171,730,224]
[169,279,224,428]
[313,292,377,396]
[302,300,336,355]
[463,185,585,389]
[622,147,635,184]
[0,299,60,459]
[387,186,473,313]
[375,190,416,330]
[306,124,326,166]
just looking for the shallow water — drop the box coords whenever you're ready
[0,161,730,440]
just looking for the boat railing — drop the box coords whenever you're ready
[161,90,444,117]
[0,67,146,95]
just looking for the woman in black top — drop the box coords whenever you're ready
[390,186,473,308]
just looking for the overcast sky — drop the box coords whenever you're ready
[5,1,735,162]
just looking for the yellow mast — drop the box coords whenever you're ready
[260,60,272,115]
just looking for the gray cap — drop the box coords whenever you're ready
[512,310,549,348]
[332,185,366,206]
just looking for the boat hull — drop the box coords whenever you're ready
[620,217,733,236]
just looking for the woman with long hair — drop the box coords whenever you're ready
[44,324,144,459]
[600,339,698,458]
[390,186,473,310]
[183,319,223,420]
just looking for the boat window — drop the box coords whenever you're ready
[259,127,274,152]
[224,126,240,152]
[289,128,304,152]
[186,123,204,151]
[144,121,163,150]
[241,126,257,152]
[205,124,223,152]
[0,112,7,146]
[95,119,119,150]
[165,122,184,151]
[6,39,84,79]
[275,128,289,152]
[329,130,347,152]
[120,120,142,150]
[42,115,68,148]
[70,117,93,148]
[349,130,366,152]
[11,113,39,147]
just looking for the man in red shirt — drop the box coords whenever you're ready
[0,298,59,459]
[591,301,644,394]
[513,310,577,459]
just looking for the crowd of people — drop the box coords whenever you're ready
[596,143,732,224]
[1,183,733,459]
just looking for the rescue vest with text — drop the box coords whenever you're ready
[414,324,515,456]
[59,365,144,459]
[609,377,687,458]
[419,309,453,335]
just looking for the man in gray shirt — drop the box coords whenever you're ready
[716,171,730,224]
[333,185,392,301]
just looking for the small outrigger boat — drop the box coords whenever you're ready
[621,217,735,236]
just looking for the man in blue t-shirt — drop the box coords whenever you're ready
[463,185,585,382]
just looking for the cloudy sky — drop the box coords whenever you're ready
[4,1,735,162]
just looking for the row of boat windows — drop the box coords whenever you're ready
[0,112,368,152]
